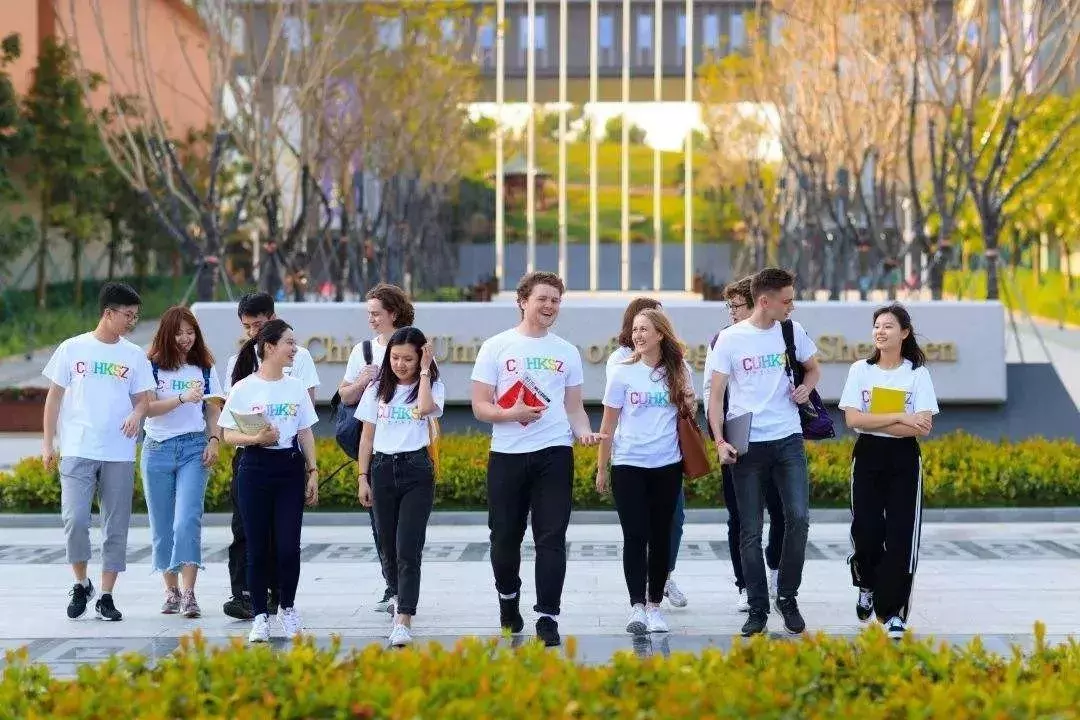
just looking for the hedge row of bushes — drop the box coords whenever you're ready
[2,431,1078,512]
[3,626,1079,718]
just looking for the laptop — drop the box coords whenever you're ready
[723,412,753,456]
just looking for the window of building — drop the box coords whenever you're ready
[378,17,403,48]
[704,13,720,51]
[519,11,548,67]
[730,12,746,51]
[637,12,652,65]
[282,16,309,52]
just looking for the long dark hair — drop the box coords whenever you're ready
[376,326,440,404]
[617,297,662,349]
[628,308,693,417]
[148,306,214,371]
[867,303,926,369]
[232,319,293,386]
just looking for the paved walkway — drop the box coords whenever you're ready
[1,521,1077,675]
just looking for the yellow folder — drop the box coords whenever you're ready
[869,386,906,414]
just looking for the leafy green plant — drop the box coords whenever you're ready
[2,625,1079,718]
[2,431,1078,512]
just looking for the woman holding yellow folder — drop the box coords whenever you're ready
[837,303,939,640]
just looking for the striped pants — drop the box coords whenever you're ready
[847,434,923,623]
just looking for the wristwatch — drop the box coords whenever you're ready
[419,370,431,378]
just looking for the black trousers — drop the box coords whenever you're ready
[371,449,435,616]
[721,464,785,588]
[848,434,923,622]
[611,462,683,605]
[487,445,573,616]
[228,448,278,598]
[235,446,306,615]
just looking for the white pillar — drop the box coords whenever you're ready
[652,0,663,291]
[589,0,599,291]
[495,0,506,291]
[620,0,631,291]
[526,0,537,274]
[683,0,694,292]
[558,0,568,280]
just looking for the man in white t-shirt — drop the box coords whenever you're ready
[41,282,156,622]
[470,271,604,648]
[706,267,821,638]
[221,292,321,620]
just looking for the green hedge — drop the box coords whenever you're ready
[945,268,1080,326]
[3,626,1080,718]
[1,431,1078,512]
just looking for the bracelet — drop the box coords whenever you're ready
[358,472,368,479]
[306,466,318,474]
[209,436,220,443]
[419,370,431,378]
[177,394,185,405]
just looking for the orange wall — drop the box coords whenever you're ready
[6,0,212,138]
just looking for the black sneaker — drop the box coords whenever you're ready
[741,609,769,637]
[374,587,393,613]
[67,580,95,619]
[499,596,524,634]
[223,594,255,620]
[776,596,806,635]
[95,593,123,621]
[267,590,280,616]
[535,617,561,647]
[856,588,874,623]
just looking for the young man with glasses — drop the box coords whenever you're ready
[706,268,820,636]
[703,277,787,612]
[221,292,321,620]
[42,282,156,621]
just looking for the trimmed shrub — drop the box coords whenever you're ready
[1,431,1078,512]
[2,626,1080,718]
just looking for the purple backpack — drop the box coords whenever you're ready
[781,320,835,441]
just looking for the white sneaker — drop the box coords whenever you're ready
[388,623,413,647]
[768,568,779,599]
[625,604,648,635]
[279,607,304,638]
[248,613,270,643]
[735,588,750,612]
[646,607,669,633]
[664,577,688,608]
[885,616,906,640]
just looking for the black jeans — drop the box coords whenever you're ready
[849,434,923,622]
[487,445,573,616]
[611,462,683,605]
[371,449,435,616]
[731,433,810,613]
[235,446,306,615]
[722,464,785,588]
[228,448,278,598]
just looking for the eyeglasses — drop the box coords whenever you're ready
[109,308,140,323]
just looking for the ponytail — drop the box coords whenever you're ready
[232,338,259,386]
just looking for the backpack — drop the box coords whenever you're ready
[781,320,836,441]
[151,362,212,410]
[329,341,371,460]
[704,332,724,441]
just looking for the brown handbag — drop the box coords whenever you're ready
[677,413,711,479]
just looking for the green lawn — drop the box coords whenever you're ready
[945,269,1080,325]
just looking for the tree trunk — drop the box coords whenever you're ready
[71,236,83,308]
[195,258,217,302]
[983,212,1002,301]
[36,190,49,309]
[107,215,121,280]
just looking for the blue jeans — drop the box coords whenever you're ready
[730,433,810,613]
[140,432,208,573]
[669,487,685,573]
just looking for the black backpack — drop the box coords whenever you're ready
[151,362,212,410]
[329,340,372,460]
[704,332,727,441]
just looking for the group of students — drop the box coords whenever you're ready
[41,267,938,647]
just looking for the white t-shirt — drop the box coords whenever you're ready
[471,328,585,454]
[707,319,818,442]
[603,358,692,468]
[356,380,446,454]
[218,375,319,450]
[343,337,388,383]
[605,345,632,369]
[42,332,156,462]
[224,346,320,392]
[838,359,940,438]
[143,363,226,442]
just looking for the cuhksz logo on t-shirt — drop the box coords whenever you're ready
[158,378,203,393]
[74,361,130,379]
[740,352,787,375]
[629,390,671,407]
[251,403,299,417]
[377,403,423,423]
[861,389,912,408]
[504,357,565,374]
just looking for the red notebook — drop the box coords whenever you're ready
[496,371,551,426]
